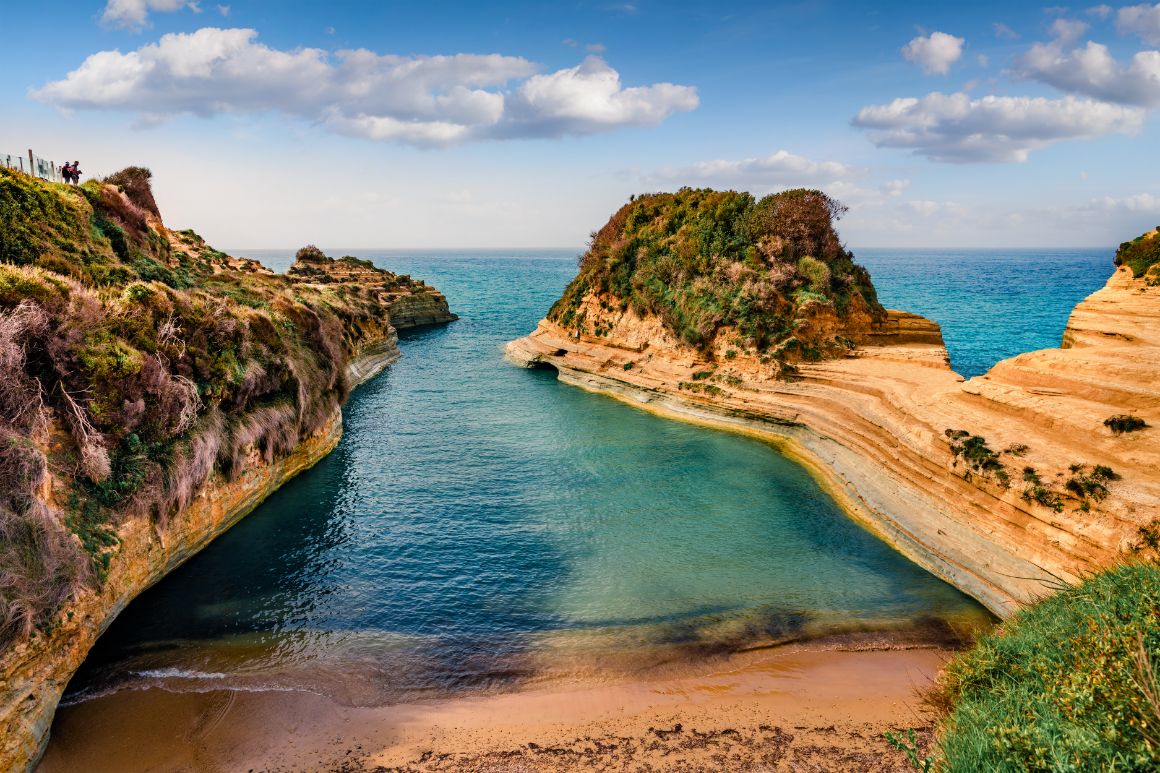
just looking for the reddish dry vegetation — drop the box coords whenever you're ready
[0,166,412,647]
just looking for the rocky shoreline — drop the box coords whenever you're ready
[507,266,1159,618]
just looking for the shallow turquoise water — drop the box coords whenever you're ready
[65,247,1110,705]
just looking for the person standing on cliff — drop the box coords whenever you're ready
[60,162,72,183]
[69,161,81,184]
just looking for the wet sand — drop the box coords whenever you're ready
[39,645,946,772]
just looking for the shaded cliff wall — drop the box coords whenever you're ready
[0,341,410,772]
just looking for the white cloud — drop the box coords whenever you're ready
[498,56,699,138]
[1014,40,1160,107]
[31,29,697,147]
[216,4,229,16]
[1084,192,1160,211]
[586,43,607,53]
[993,22,1020,40]
[1118,3,1160,45]
[906,199,966,217]
[852,91,1144,162]
[879,179,911,197]
[978,53,990,67]
[901,31,965,75]
[645,149,856,189]
[1087,5,1113,20]
[1048,18,1089,43]
[102,0,200,30]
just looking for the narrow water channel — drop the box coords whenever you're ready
[63,249,1049,708]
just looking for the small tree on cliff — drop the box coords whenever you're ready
[295,245,328,264]
[103,166,161,218]
[744,188,848,262]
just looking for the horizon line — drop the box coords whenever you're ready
[221,243,1118,249]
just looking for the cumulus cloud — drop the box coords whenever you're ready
[102,0,200,30]
[1014,40,1160,107]
[498,56,699,138]
[852,91,1144,162]
[901,31,965,75]
[1118,3,1160,45]
[31,29,698,146]
[1087,5,1113,20]
[645,150,855,189]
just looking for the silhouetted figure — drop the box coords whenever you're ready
[60,162,73,184]
[69,161,81,184]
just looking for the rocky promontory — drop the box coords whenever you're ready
[0,166,454,771]
[508,188,1159,618]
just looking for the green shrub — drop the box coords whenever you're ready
[1064,463,1120,505]
[1106,414,1149,435]
[938,562,1160,771]
[1116,230,1160,278]
[797,255,831,293]
[945,429,1006,484]
[1020,467,1064,512]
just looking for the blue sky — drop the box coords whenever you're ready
[3,1,1160,249]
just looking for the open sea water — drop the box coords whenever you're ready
[61,247,1112,706]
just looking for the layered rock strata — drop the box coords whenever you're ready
[508,267,1159,618]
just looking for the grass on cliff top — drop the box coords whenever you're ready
[1116,228,1160,282]
[547,187,884,357]
[936,560,1160,771]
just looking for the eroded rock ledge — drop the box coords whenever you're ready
[507,267,1159,618]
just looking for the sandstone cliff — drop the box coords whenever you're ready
[509,228,1158,619]
[0,168,454,771]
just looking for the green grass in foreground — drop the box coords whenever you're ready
[937,561,1160,771]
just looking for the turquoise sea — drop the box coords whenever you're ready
[61,247,1112,706]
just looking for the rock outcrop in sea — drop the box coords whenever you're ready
[508,189,1159,618]
[0,166,454,771]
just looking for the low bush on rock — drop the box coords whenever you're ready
[937,562,1160,771]
[1106,414,1149,435]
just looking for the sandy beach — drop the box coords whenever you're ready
[39,644,947,772]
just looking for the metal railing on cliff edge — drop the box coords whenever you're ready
[1,149,67,183]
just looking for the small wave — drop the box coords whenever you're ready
[129,668,230,680]
[60,669,319,708]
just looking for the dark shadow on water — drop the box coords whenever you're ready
[62,370,572,704]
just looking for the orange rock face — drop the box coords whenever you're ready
[507,266,1159,618]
